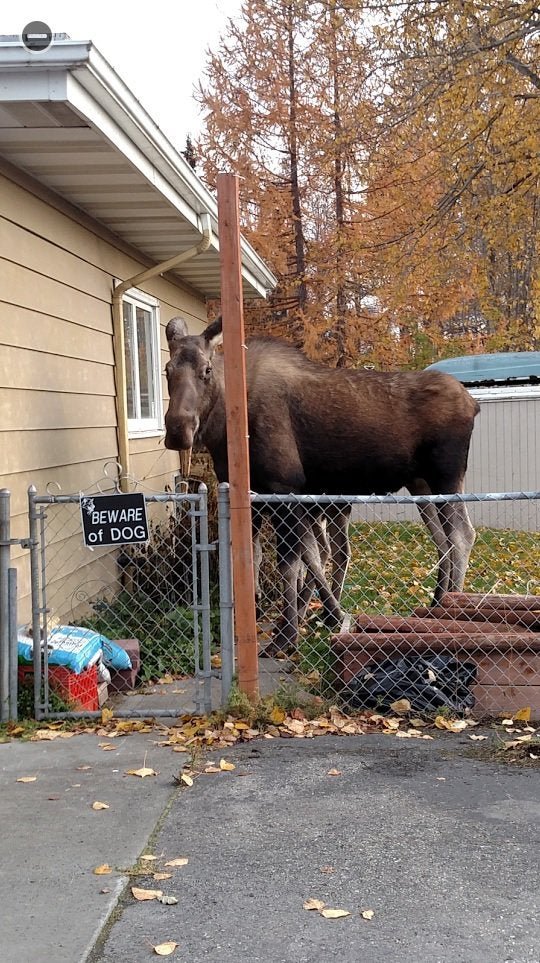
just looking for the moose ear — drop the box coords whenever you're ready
[166,317,189,351]
[203,316,223,351]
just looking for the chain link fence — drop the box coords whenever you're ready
[252,492,540,721]
[23,485,233,719]
[7,481,540,723]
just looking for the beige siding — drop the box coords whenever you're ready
[1,388,116,432]
[1,427,119,475]
[2,303,114,362]
[0,166,209,621]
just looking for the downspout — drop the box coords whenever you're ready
[111,213,213,491]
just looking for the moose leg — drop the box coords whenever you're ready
[297,515,331,621]
[417,497,476,604]
[440,499,476,593]
[297,512,344,628]
[252,510,264,619]
[271,506,304,652]
[416,501,453,603]
[326,503,351,601]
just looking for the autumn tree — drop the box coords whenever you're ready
[197,0,375,362]
[365,0,540,354]
[197,0,539,366]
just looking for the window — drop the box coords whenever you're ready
[122,288,162,436]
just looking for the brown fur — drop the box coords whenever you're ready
[164,317,480,647]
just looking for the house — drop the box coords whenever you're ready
[0,38,276,619]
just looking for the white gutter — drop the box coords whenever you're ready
[112,213,213,490]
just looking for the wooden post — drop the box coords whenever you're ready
[217,173,259,701]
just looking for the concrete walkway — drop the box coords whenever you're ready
[2,730,540,963]
[0,729,178,963]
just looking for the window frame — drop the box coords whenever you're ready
[121,286,163,438]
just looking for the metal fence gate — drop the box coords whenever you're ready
[20,485,234,720]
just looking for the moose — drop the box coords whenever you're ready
[164,316,479,651]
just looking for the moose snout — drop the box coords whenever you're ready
[164,410,199,451]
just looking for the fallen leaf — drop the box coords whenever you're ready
[77,765,92,771]
[320,908,351,919]
[125,767,158,778]
[16,776,37,783]
[382,717,400,730]
[181,773,194,787]
[501,718,514,726]
[153,943,178,957]
[153,872,173,881]
[92,801,110,811]
[319,866,335,874]
[98,743,117,751]
[140,854,158,862]
[327,769,342,776]
[390,698,411,715]
[93,864,112,875]
[100,887,111,894]
[164,858,189,868]
[131,886,163,901]
[514,707,531,722]
[101,707,114,724]
[303,898,326,911]
[468,734,488,741]
[157,894,178,905]
[361,909,375,920]
[219,759,236,771]
[285,719,306,735]
[204,765,221,773]
[410,718,427,728]
[434,716,468,732]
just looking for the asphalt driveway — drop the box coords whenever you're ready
[90,734,540,963]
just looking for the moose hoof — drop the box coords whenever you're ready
[259,639,296,660]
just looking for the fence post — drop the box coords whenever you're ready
[217,483,234,705]
[28,486,43,719]
[0,489,11,722]
[197,483,213,715]
[8,567,18,721]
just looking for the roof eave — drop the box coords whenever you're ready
[0,40,277,299]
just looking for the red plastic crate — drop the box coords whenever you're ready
[18,663,99,711]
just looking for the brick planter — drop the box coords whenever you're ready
[331,592,540,719]
[108,638,141,693]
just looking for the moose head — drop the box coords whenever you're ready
[164,317,223,451]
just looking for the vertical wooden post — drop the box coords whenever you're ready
[217,173,259,701]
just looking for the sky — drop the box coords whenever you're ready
[2,0,242,149]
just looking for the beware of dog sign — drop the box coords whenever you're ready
[80,493,149,547]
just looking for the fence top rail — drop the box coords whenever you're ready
[28,490,206,506]
[250,491,540,505]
